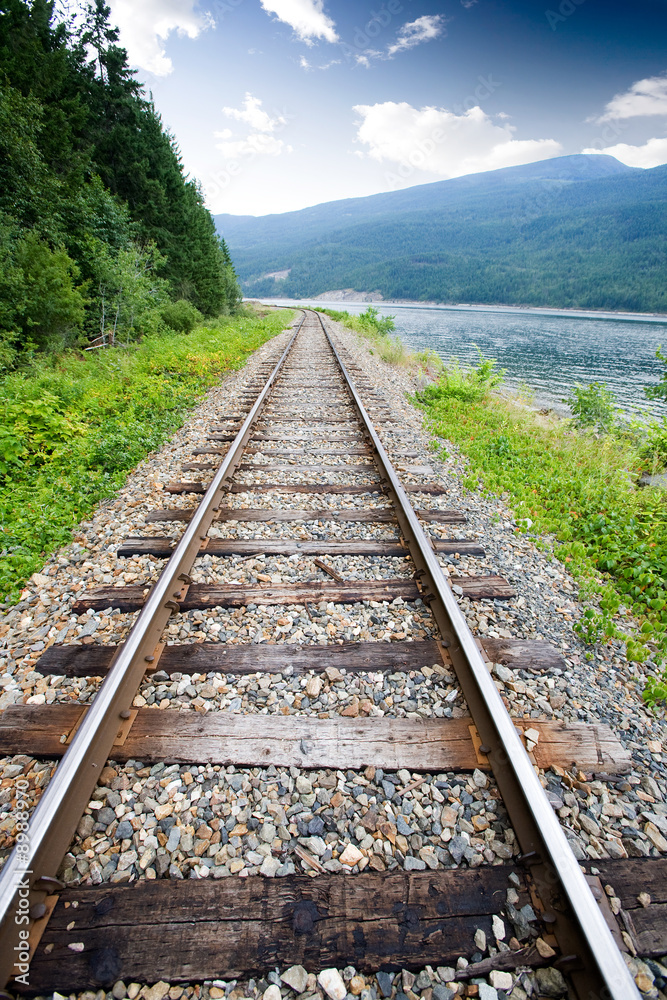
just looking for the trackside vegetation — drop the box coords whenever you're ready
[412,356,667,705]
[0,309,293,604]
[321,307,441,371]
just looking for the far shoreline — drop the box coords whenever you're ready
[252,295,667,325]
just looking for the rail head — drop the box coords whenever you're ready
[316,309,639,1000]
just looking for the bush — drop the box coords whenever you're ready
[640,416,667,471]
[565,381,618,433]
[416,352,504,404]
[357,306,395,336]
[161,299,204,334]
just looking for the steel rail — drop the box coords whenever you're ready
[316,311,639,1000]
[0,313,306,985]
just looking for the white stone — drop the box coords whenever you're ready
[263,985,282,1000]
[318,969,347,1000]
[489,970,513,990]
[491,913,506,941]
[260,856,281,878]
[472,768,488,788]
[474,928,487,951]
[281,966,309,993]
[339,843,364,866]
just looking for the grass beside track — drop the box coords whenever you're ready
[414,378,667,703]
[0,307,294,604]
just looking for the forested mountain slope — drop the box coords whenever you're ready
[0,0,241,365]
[216,155,667,312]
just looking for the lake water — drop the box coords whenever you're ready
[259,298,667,419]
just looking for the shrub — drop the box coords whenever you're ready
[416,351,504,404]
[565,381,618,433]
[161,299,203,334]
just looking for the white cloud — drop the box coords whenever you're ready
[387,15,446,56]
[108,0,211,76]
[353,101,562,178]
[260,0,338,44]
[215,94,292,161]
[596,74,667,122]
[221,93,286,132]
[582,137,667,169]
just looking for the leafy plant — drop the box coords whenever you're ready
[417,350,504,404]
[565,381,618,433]
[161,299,203,334]
[644,346,667,403]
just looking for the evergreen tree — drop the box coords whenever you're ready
[0,0,241,363]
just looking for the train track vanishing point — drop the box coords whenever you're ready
[0,310,650,998]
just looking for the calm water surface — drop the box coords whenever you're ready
[260,299,667,418]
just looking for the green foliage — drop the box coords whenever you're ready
[356,306,395,336]
[0,0,241,363]
[565,381,619,433]
[161,299,204,334]
[645,346,667,403]
[417,352,505,404]
[0,308,293,602]
[414,376,667,702]
[641,416,667,470]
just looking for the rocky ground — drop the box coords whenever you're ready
[0,311,665,999]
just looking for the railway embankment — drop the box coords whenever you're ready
[0,310,663,999]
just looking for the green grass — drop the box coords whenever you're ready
[414,366,667,704]
[0,307,293,604]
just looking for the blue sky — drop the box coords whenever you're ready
[105,0,667,215]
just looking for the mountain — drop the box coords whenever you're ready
[215,155,667,313]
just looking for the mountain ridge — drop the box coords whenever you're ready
[215,155,667,312]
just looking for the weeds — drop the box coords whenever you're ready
[413,354,667,705]
[0,307,292,602]
[565,381,619,433]
[322,307,444,375]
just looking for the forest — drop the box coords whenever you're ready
[0,0,241,368]
[218,156,667,313]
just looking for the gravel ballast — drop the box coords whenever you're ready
[0,311,664,999]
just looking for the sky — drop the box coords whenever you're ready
[102,0,667,216]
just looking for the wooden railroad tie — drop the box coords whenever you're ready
[0,709,629,772]
[19,859,667,993]
[147,507,466,522]
[116,537,486,558]
[71,576,516,613]
[181,479,448,496]
[34,636,566,679]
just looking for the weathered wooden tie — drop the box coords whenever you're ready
[0,709,629,772]
[116,537,484,558]
[21,868,529,990]
[34,637,563,679]
[147,507,465,523]
[72,574,514,613]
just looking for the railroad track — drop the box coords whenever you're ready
[0,309,657,998]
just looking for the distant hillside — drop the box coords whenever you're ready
[215,155,667,312]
